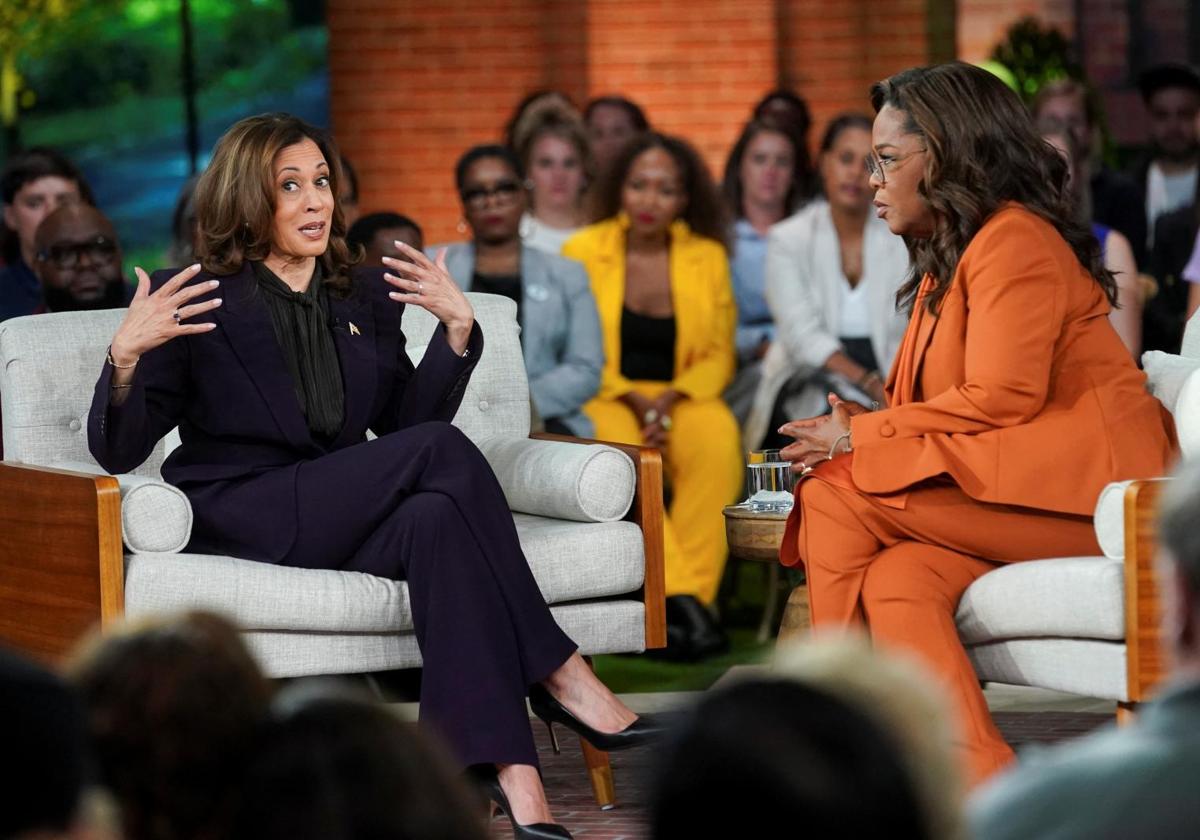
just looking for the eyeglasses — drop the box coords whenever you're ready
[864,148,927,186]
[461,180,522,209]
[36,235,119,269]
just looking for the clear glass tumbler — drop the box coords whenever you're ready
[744,448,795,512]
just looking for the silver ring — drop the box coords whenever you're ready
[172,310,181,323]
[417,282,423,295]
[643,408,659,425]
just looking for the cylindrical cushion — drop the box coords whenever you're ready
[52,461,193,554]
[1174,366,1200,458]
[476,437,635,523]
[1093,480,1133,560]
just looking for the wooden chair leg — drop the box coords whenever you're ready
[580,737,616,810]
[1116,701,1138,725]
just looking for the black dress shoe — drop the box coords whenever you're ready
[647,595,730,662]
[528,683,666,754]
[470,766,573,839]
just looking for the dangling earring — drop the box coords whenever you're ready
[519,213,534,239]
[456,218,468,235]
[523,178,535,191]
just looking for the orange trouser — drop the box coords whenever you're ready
[791,455,1098,787]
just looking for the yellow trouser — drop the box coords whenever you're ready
[585,382,744,604]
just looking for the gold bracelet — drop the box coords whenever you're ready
[107,345,139,369]
[828,431,852,460]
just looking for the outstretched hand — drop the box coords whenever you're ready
[109,264,221,365]
[383,243,475,355]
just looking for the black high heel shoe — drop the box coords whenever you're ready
[528,683,666,754]
[471,766,573,840]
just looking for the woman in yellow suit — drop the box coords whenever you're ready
[564,133,743,661]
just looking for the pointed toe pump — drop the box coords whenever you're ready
[528,683,667,754]
[471,766,574,840]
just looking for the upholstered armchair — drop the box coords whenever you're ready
[956,316,1200,718]
[0,294,665,808]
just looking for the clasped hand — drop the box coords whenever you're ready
[777,394,868,474]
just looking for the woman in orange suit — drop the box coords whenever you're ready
[777,63,1176,786]
[564,133,743,662]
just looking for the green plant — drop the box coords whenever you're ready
[990,16,1082,104]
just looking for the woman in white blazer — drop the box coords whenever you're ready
[744,114,910,450]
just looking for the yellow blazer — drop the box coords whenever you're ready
[849,204,1175,516]
[562,216,735,401]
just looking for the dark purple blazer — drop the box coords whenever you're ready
[87,262,483,563]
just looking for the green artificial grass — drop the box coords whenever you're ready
[592,558,793,694]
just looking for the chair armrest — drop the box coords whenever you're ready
[0,462,125,664]
[532,432,666,649]
[1124,478,1167,703]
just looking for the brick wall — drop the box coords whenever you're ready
[328,0,952,243]
[327,0,1187,243]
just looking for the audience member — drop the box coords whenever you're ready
[971,456,1200,840]
[743,113,908,451]
[720,117,808,424]
[1042,128,1143,355]
[1132,64,1200,352]
[779,62,1174,787]
[564,132,741,661]
[773,635,965,840]
[584,95,649,176]
[1032,79,1146,263]
[338,154,361,227]
[348,211,424,267]
[512,105,593,254]
[651,636,963,839]
[503,90,580,151]
[1,147,94,321]
[229,682,486,840]
[32,204,132,312]
[751,88,816,199]
[68,611,273,840]
[166,175,200,267]
[435,144,602,437]
[0,646,107,840]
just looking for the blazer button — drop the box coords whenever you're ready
[68,418,83,432]
[880,424,895,438]
[478,400,490,411]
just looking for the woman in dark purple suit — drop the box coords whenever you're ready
[87,113,657,839]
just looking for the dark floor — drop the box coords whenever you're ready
[485,709,1113,839]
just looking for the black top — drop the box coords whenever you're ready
[839,336,879,375]
[251,261,345,441]
[472,270,523,325]
[620,306,676,382]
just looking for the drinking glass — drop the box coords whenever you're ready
[743,448,795,512]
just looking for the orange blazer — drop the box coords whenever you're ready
[847,204,1175,517]
[563,215,735,401]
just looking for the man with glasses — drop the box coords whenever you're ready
[1,147,95,321]
[32,204,132,313]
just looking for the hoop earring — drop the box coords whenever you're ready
[456,219,468,235]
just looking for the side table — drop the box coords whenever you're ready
[722,505,811,642]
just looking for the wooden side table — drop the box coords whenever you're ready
[723,505,811,642]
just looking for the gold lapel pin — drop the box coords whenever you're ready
[349,322,361,336]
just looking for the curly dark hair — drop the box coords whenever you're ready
[870,62,1116,315]
[594,131,729,247]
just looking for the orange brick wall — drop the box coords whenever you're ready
[329,0,958,243]
[956,0,1073,64]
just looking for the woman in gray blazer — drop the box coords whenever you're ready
[432,145,603,437]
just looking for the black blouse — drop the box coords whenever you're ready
[472,270,523,325]
[251,261,345,441]
[620,306,676,382]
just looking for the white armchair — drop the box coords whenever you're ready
[0,293,665,807]
[956,316,1200,716]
